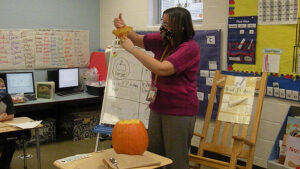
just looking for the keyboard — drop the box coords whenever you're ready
[56,89,83,96]
[25,94,37,101]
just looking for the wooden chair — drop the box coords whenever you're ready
[189,70,268,169]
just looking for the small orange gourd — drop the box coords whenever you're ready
[112,119,148,155]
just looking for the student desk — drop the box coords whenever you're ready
[0,117,43,169]
[53,148,173,169]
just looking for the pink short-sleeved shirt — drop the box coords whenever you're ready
[144,33,200,116]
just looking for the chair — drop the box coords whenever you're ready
[93,124,113,152]
[189,70,268,169]
[0,130,31,169]
[89,52,108,82]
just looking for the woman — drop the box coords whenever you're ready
[0,78,16,169]
[114,7,200,169]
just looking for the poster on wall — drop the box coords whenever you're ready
[227,16,258,66]
[258,0,299,25]
[194,30,221,118]
[218,76,257,124]
[262,48,282,73]
[0,29,89,70]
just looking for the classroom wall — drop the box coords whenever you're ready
[0,0,100,82]
[99,0,228,71]
[99,0,300,168]
[99,0,149,49]
[0,0,100,53]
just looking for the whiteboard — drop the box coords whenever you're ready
[0,29,89,70]
[100,47,153,127]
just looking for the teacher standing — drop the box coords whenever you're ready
[114,7,200,169]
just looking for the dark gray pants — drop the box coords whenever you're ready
[147,110,196,169]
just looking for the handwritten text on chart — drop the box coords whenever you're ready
[101,49,154,127]
[0,29,90,70]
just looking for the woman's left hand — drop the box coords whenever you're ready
[120,37,134,52]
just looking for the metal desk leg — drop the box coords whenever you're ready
[95,133,100,152]
[35,128,41,169]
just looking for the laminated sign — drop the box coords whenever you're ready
[218,75,257,124]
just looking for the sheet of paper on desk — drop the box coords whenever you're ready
[8,120,42,129]
[56,154,92,163]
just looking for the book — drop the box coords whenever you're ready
[284,135,300,168]
[282,115,300,166]
[35,81,55,100]
[278,134,287,164]
[286,116,300,137]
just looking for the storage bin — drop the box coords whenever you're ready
[86,85,104,96]
[58,111,100,141]
[18,118,56,147]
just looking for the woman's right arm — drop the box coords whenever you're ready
[127,32,144,48]
[114,13,144,48]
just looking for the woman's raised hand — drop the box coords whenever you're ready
[114,13,126,28]
[120,37,134,52]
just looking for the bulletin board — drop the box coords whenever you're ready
[228,0,300,103]
[138,30,221,118]
[99,47,153,128]
[229,0,300,75]
[195,30,221,118]
[0,29,90,70]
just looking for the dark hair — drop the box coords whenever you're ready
[163,7,195,49]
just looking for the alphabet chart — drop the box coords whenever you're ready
[258,0,299,25]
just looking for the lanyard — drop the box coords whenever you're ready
[153,46,172,85]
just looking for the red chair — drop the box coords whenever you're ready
[89,52,108,81]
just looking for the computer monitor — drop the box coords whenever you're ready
[6,72,35,95]
[58,68,79,91]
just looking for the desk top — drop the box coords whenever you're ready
[53,148,172,169]
[14,92,100,107]
[0,117,43,133]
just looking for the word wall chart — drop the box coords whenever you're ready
[0,29,89,70]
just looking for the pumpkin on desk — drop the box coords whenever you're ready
[112,119,148,155]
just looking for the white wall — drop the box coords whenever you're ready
[99,0,300,168]
[99,0,228,71]
[100,0,149,49]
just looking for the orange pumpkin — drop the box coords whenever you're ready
[112,119,148,155]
